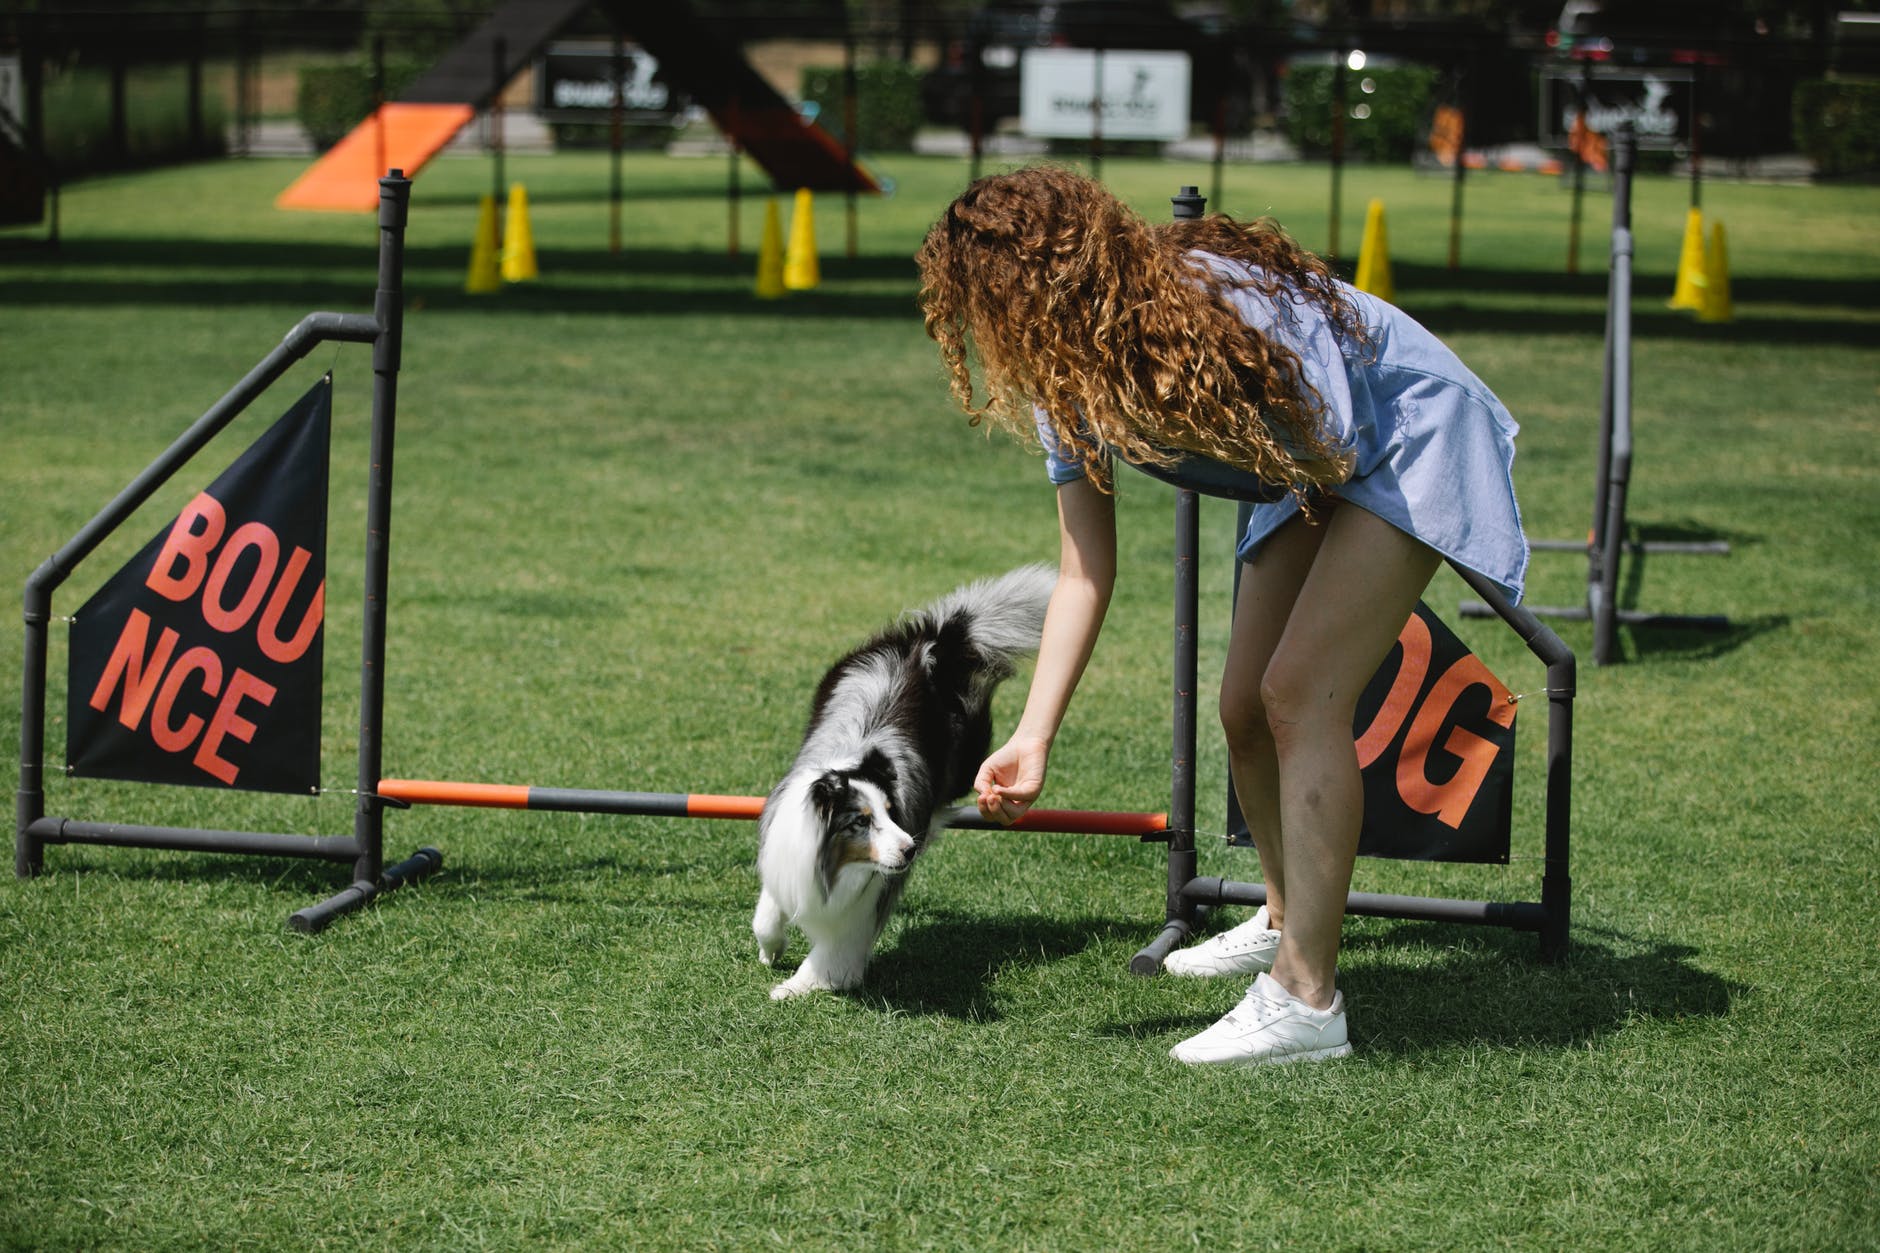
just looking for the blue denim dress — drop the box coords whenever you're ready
[1037,253,1529,603]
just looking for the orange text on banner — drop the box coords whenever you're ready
[1353,613,1515,830]
[85,491,323,786]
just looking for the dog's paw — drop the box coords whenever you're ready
[770,974,823,1000]
[757,940,785,967]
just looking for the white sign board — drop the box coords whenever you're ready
[1020,48,1191,142]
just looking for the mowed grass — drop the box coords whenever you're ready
[2,150,1877,1250]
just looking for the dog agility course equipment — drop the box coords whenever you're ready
[1464,124,1729,665]
[16,177,1569,974]
[278,0,877,213]
[16,173,441,930]
[13,169,1162,932]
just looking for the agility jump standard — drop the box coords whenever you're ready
[1464,123,1729,663]
[17,171,440,934]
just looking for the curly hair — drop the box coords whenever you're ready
[916,165,1367,498]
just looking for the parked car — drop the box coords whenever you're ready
[922,1,1247,133]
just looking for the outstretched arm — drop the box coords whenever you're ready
[976,477,1117,823]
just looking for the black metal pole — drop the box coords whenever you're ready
[843,16,859,259]
[1589,124,1632,647]
[1447,92,1467,270]
[373,37,386,181]
[1181,877,1546,931]
[293,169,423,934]
[1168,488,1200,912]
[26,818,358,862]
[354,170,409,886]
[1568,60,1590,275]
[610,32,624,256]
[492,38,506,213]
[1450,566,1575,963]
[1131,184,1210,975]
[1329,49,1347,261]
[1593,128,1635,667]
[727,95,741,257]
[1211,95,1227,211]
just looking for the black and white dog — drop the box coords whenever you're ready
[753,565,1055,999]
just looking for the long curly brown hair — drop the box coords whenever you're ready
[916,165,1366,496]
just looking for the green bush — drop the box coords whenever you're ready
[1793,78,1880,178]
[799,61,923,152]
[1284,60,1438,162]
[295,58,430,151]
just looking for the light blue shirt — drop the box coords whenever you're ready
[1036,253,1528,603]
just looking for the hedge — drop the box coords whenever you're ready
[1793,78,1880,178]
[799,61,923,153]
[296,58,431,152]
[1284,60,1439,163]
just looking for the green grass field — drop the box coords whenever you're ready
[3,150,1877,1249]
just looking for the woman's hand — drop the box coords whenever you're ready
[975,735,1050,825]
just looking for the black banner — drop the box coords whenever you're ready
[1352,601,1516,863]
[67,378,331,793]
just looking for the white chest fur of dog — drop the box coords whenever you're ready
[752,565,1054,999]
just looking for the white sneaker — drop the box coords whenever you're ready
[1161,906,1281,977]
[1169,972,1352,1067]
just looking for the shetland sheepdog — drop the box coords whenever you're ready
[753,565,1056,999]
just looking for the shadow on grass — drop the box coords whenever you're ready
[1623,613,1790,662]
[5,240,1873,339]
[1613,521,1785,661]
[0,238,921,320]
[25,846,363,898]
[1111,921,1741,1056]
[858,908,1149,1021]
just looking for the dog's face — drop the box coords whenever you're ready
[809,767,917,895]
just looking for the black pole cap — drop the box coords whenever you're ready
[1171,185,1206,220]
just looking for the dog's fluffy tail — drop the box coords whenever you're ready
[914,563,1056,675]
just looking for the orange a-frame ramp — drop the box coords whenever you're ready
[278,0,876,213]
[275,103,477,212]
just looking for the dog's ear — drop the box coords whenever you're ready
[810,771,852,818]
[856,748,897,793]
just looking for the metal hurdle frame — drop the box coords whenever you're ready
[1464,124,1729,664]
[1127,186,1576,973]
[15,171,442,932]
[14,170,1169,933]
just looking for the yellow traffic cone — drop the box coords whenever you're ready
[465,194,502,294]
[501,183,538,283]
[1354,198,1394,303]
[1697,220,1733,323]
[782,187,820,291]
[755,198,786,299]
[1668,206,1707,311]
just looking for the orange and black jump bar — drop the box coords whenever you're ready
[376,779,1170,838]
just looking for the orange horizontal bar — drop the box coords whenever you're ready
[379,778,531,809]
[1003,807,1170,836]
[685,794,767,820]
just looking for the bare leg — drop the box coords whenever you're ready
[1259,504,1440,1009]
[1219,512,1328,931]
